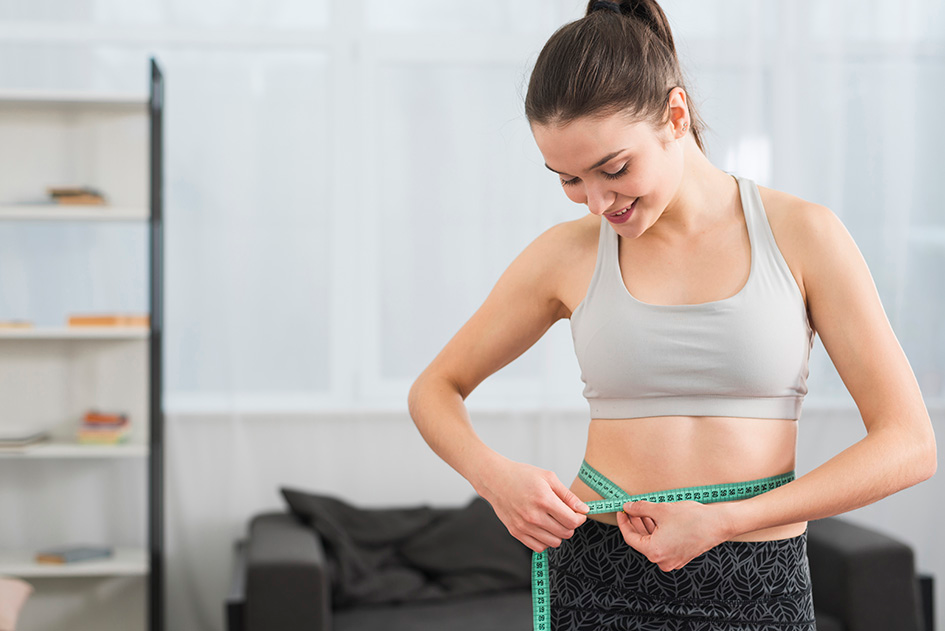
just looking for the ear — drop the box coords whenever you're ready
[665,86,690,139]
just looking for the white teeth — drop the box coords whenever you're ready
[613,200,635,217]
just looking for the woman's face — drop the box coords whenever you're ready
[531,111,684,238]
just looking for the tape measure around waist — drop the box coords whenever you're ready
[531,462,796,631]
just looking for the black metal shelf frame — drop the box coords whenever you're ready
[148,56,165,631]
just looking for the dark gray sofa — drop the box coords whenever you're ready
[226,509,934,631]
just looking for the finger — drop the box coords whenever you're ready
[629,515,648,534]
[662,559,690,572]
[532,512,576,540]
[517,510,571,547]
[531,530,564,551]
[643,516,657,534]
[549,476,591,516]
[519,534,548,553]
[624,500,659,519]
[616,511,649,552]
[519,529,564,553]
[545,479,589,530]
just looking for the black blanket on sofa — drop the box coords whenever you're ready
[280,488,532,609]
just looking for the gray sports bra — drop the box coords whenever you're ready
[569,174,814,420]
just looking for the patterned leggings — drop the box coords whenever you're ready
[546,518,816,630]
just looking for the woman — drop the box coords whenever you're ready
[407,1,937,629]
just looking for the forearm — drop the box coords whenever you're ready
[721,424,936,537]
[407,374,507,493]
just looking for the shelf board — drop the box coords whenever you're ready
[0,547,147,578]
[0,205,149,222]
[0,327,149,340]
[0,89,148,109]
[0,442,148,459]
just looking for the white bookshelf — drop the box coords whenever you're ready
[0,60,164,631]
[0,547,148,578]
[0,442,148,459]
[0,89,150,213]
[0,327,150,340]
[0,89,147,109]
[0,204,149,221]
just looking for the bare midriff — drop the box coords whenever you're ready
[569,415,808,541]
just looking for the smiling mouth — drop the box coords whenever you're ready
[607,200,637,217]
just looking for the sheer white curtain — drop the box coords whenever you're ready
[1,1,943,629]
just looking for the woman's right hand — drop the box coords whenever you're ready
[475,457,589,552]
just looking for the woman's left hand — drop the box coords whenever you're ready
[616,500,733,572]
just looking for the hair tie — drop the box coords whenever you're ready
[590,0,621,14]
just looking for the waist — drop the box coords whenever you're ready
[585,414,798,481]
[575,416,804,540]
[579,460,794,511]
[570,460,806,541]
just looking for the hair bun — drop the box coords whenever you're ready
[622,0,677,55]
[589,0,622,14]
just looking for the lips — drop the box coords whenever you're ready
[605,199,636,224]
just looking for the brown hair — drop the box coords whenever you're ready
[525,0,708,154]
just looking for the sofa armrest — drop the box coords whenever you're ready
[225,539,247,631]
[244,512,333,631]
[919,574,935,631]
[808,516,922,631]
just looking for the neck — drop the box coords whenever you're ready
[648,137,740,242]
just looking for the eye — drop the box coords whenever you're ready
[602,164,629,180]
[560,163,629,188]
[561,162,630,186]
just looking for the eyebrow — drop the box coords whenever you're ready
[544,149,627,175]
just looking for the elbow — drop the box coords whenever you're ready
[918,442,937,482]
[407,376,425,420]
[909,428,937,484]
[408,368,469,412]
[880,421,938,487]
[406,370,454,421]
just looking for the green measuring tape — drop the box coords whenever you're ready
[531,462,795,631]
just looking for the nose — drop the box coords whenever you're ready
[585,181,614,216]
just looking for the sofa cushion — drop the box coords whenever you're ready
[281,489,530,608]
[399,493,531,591]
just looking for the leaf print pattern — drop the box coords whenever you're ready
[546,519,816,630]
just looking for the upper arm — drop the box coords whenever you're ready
[413,222,574,400]
[798,203,932,439]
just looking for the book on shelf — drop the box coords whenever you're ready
[5,186,109,208]
[77,430,131,445]
[35,545,113,564]
[0,430,49,449]
[84,411,128,425]
[77,410,131,445]
[47,186,106,206]
[67,314,149,328]
[0,320,33,329]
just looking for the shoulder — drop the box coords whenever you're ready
[515,213,600,317]
[521,213,600,273]
[534,212,600,249]
[757,183,858,306]
[758,183,849,256]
